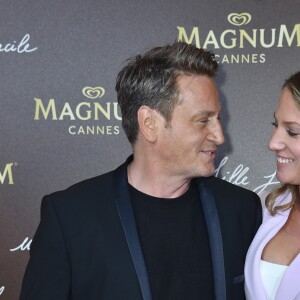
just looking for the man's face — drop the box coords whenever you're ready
[158,74,224,179]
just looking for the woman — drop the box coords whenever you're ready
[245,71,300,300]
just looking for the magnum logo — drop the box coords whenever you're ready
[0,163,14,185]
[227,13,251,26]
[177,12,300,64]
[34,86,121,135]
[82,86,105,99]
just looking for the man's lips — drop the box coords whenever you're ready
[201,150,217,157]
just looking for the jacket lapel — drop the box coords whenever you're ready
[276,254,300,300]
[114,158,152,300]
[197,178,227,300]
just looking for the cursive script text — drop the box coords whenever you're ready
[10,237,32,252]
[0,34,37,53]
[214,156,279,195]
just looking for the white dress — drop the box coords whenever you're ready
[260,260,288,300]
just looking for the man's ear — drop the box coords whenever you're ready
[137,106,160,143]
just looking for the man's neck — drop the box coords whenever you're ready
[127,159,191,199]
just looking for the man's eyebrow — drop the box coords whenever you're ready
[193,110,221,117]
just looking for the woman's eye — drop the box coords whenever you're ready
[286,129,300,137]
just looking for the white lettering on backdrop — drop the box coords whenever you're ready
[0,34,37,53]
[10,237,32,252]
[214,156,279,195]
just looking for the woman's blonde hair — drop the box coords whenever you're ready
[266,71,300,215]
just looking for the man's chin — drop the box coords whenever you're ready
[197,166,215,178]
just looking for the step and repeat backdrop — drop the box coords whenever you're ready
[1,0,299,298]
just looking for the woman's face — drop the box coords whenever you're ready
[269,87,300,185]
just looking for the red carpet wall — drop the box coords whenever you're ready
[1,0,299,299]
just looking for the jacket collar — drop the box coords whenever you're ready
[196,178,227,300]
[276,254,300,299]
[114,156,152,300]
[246,191,300,300]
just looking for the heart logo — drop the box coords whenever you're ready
[82,86,105,99]
[227,13,252,26]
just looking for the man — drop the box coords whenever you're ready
[20,42,262,300]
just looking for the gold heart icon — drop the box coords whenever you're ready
[82,86,105,99]
[227,13,252,26]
